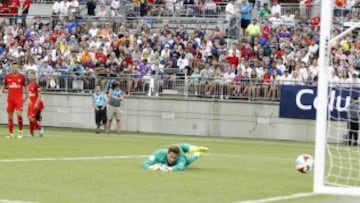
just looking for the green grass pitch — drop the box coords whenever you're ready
[0,127,357,203]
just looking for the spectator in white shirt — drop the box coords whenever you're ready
[269,13,282,23]
[52,0,62,15]
[60,0,69,17]
[308,59,318,78]
[110,0,121,17]
[299,62,309,81]
[165,0,175,13]
[88,23,99,37]
[24,59,38,73]
[227,43,240,57]
[161,44,171,58]
[256,65,265,77]
[10,46,25,59]
[97,4,108,18]
[289,70,303,85]
[271,0,281,16]
[31,42,43,57]
[278,69,292,85]
[205,0,217,16]
[281,10,295,21]
[177,54,189,71]
[308,41,319,55]
[225,0,236,22]
[275,59,286,73]
[69,0,79,15]
[223,67,235,99]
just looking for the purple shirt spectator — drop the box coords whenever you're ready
[139,60,151,77]
[276,30,291,41]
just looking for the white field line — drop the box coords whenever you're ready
[208,153,293,161]
[0,153,292,163]
[0,199,36,203]
[50,133,314,148]
[0,155,148,163]
[236,192,317,203]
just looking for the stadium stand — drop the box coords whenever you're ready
[0,0,358,101]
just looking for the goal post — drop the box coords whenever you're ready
[314,0,360,196]
[313,0,332,194]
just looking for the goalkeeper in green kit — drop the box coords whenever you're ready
[142,143,209,172]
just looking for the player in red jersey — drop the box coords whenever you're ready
[0,64,27,138]
[27,70,44,138]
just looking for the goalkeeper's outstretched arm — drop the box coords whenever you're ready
[142,152,159,170]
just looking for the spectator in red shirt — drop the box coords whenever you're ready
[95,48,108,64]
[226,52,239,67]
[262,67,271,98]
[7,0,20,25]
[0,3,10,17]
[261,20,271,40]
[310,15,320,28]
[21,0,30,28]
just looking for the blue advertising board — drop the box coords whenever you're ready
[279,85,360,120]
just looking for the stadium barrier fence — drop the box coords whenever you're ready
[5,72,341,102]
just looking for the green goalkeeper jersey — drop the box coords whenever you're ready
[142,143,195,171]
[142,143,192,171]
[142,149,188,171]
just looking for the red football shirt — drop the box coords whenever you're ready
[226,56,239,67]
[0,4,9,17]
[8,0,20,15]
[22,0,30,12]
[95,53,107,63]
[4,73,26,100]
[27,81,40,103]
[261,25,271,40]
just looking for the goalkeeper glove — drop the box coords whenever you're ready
[149,164,161,171]
[159,165,173,172]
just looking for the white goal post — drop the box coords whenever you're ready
[314,0,360,196]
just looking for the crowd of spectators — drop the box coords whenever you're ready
[0,0,359,100]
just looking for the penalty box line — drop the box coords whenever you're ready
[236,192,317,203]
[0,155,148,163]
[0,153,294,163]
[0,199,36,203]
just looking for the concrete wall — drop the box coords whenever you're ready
[0,94,317,142]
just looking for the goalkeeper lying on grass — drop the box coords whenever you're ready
[142,143,209,172]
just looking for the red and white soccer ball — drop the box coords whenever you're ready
[295,154,314,174]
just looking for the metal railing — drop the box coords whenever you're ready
[0,73,301,101]
[34,74,284,101]
[1,72,357,102]
[276,3,321,19]
[147,4,226,18]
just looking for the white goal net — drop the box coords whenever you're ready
[325,83,360,188]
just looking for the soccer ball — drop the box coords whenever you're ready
[295,154,314,173]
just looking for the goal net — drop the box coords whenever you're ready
[314,0,360,196]
[325,84,360,188]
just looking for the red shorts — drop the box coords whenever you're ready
[27,100,44,118]
[7,98,23,113]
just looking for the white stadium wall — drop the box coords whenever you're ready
[0,94,317,142]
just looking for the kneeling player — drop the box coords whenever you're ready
[142,143,209,172]
[27,70,44,137]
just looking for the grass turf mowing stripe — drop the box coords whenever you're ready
[50,133,314,148]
